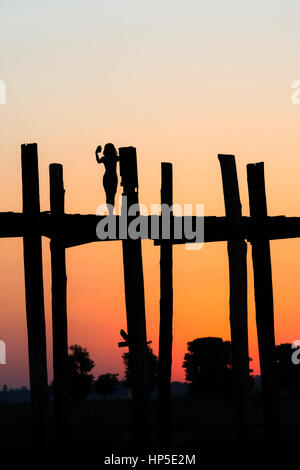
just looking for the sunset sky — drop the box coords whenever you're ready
[1,0,300,387]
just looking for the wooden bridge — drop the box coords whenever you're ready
[1,142,299,449]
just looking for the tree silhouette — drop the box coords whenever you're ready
[276,343,300,393]
[95,373,119,399]
[183,337,253,398]
[68,344,95,401]
[122,345,158,393]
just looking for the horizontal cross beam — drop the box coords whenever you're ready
[1,212,300,247]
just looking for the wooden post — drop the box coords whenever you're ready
[158,162,173,448]
[119,146,150,451]
[21,143,48,448]
[49,164,69,448]
[247,162,280,445]
[218,154,251,445]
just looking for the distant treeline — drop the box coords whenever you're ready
[1,337,299,403]
[0,382,189,403]
[0,385,30,402]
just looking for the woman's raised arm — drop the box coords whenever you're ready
[95,145,103,164]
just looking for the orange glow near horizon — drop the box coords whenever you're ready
[1,175,300,387]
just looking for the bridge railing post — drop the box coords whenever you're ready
[119,146,150,452]
[158,162,173,449]
[21,143,48,448]
[247,162,280,446]
[218,154,251,446]
[49,163,69,448]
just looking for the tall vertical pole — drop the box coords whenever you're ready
[119,146,150,451]
[49,163,69,448]
[21,143,48,448]
[158,162,173,449]
[218,154,251,445]
[247,162,280,446]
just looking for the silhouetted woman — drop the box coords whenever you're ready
[95,143,119,214]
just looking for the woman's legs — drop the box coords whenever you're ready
[106,192,116,214]
[103,173,118,214]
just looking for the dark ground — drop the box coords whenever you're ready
[0,396,299,453]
